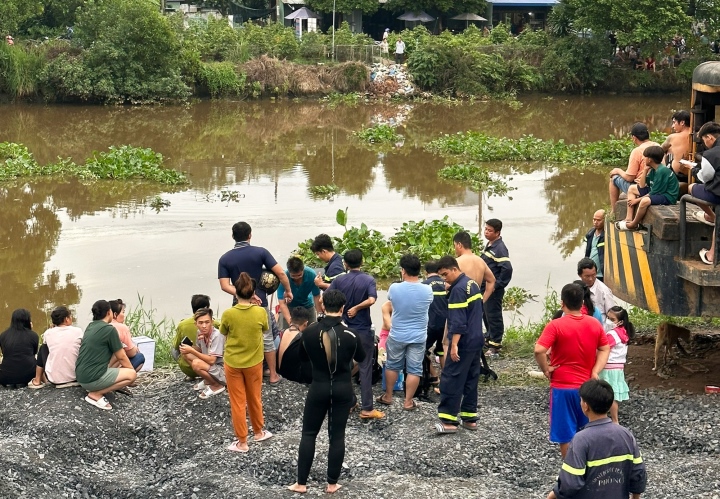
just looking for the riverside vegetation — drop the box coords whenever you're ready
[0,0,710,104]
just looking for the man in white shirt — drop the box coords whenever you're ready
[395,37,406,65]
[577,258,615,329]
[28,306,84,389]
[179,308,226,399]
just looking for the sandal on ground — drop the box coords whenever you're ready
[84,395,112,411]
[700,248,714,265]
[694,210,715,227]
[27,379,46,390]
[227,440,249,453]
[349,403,359,413]
[193,380,206,391]
[55,381,80,389]
[375,394,392,406]
[434,422,457,434]
[359,409,385,419]
[460,420,478,431]
[254,430,273,442]
[199,385,226,399]
[269,376,283,385]
[403,400,419,411]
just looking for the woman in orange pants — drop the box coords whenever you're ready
[221,272,273,452]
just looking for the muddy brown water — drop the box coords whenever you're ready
[0,95,686,333]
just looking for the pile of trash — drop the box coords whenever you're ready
[369,63,416,97]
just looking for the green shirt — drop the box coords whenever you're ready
[220,304,268,369]
[75,320,124,384]
[173,316,220,373]
[647,163,680,205]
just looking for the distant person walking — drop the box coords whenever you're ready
[395,37,406,65]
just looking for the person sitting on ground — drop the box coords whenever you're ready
[546,379,646,499]
[277,256,322,330]
[609,122,660,209]
[0,309,39,388]
[75,300,137,410]
[376,254,433,411]
[277,307,313,384]
[172,294,214,379]
[109,299,145,372]
[689,121,720,265]
[221,272,273,452]
[288,290,366,495]
[28,306,83,389]
[616,145,679,231]
[179,308,226,399]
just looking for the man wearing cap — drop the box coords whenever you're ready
[609,123,660,209]
[218,221,293,384]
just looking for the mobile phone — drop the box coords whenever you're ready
[181,336,193,346]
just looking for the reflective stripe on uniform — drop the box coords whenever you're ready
[438,412,458,421]
[323,273,345,282]
[433,291,447,296]
[459,411,477,418]
[448,293,483,309]
[482,251,510,263]
[587,454,641,467]
[561,463,586,476]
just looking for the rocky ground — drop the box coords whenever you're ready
[0,359,719,499]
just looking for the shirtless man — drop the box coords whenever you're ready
[661,110,692,184]
[453,231,496,303]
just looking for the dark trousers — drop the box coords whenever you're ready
[297,380,353,485]
[37,344,50,368]
[357,331,374,411]
[483,287,505,347]
[437,350,481,425]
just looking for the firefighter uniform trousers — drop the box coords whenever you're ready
[437,349,482,425]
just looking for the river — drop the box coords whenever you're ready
[0,94,685,332]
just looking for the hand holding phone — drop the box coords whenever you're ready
[181,336,193,347]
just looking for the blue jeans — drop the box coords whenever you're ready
[385,336,425,376]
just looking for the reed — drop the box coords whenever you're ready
[125,296,176,368]
[0,44,44,99]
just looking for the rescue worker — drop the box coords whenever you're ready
[481,219,513,356]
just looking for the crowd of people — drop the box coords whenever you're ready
[0,213,651,497]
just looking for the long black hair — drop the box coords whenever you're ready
[0,309,36,355]
[607,306,635,339]
[573,280,596,316]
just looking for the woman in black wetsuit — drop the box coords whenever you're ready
[288,290,365,494]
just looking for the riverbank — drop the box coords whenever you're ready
[1,358,718,498]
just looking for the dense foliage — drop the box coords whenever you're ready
[0,142,188,184]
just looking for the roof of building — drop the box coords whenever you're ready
[488,0,558,6]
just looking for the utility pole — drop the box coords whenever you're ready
[332,0,336,61]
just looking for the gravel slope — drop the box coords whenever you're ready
[0,368,718,499]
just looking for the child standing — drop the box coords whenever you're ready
[599,306,635,423]
[616,145,679,231]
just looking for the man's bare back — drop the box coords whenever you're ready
[663,130,691,175]
[457,253,496,300]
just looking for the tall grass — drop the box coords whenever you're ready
[0,43,45,99]
[125,296,176,368]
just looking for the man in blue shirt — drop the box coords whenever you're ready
[277,256,322,329]
[435,256,484,434]
[377,254,433,411]
[327,249,382,419]
[217,221,292,384]
[311,234,346,290]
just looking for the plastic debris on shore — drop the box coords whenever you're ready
[369,63,416,97]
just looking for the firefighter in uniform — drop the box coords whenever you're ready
[481,219,513,356]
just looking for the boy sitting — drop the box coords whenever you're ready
[547,379,646,499]
[616,145,679,231]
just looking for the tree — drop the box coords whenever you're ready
[305,0,379,14]
[564,0,691,45]
[0,0,43,35]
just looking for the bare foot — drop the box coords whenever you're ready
[288,483,307,493]
[326,484,342,494]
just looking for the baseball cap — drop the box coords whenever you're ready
[630,122,648,138]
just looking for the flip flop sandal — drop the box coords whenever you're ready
[359,409,385,419]
[27,380,46,390]
[403,400,419,411]
[694,210,715,227]
[54,381,80,389]
[700,249,714,265]
[84,395,112,411]
[193,380,206,391]
[199,385,226,399]
[269,376,283,385]
[254,430,273,442]
[375,394,392,406]
[615,221,630,231]
[434,422,457,434]
[227,440,249,453]
[460,421,478,431]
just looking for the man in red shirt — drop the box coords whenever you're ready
[534,283,610,458]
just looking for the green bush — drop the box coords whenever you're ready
[0,43,45,98]
[489,22,512,44]
[199,61,246,97]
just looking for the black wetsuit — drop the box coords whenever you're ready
[297,315,365,486]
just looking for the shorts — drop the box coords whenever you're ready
[129,352,145,370]
[208,362,227,385]
[426,326,445,356]
[599,369,629,402]
[549,387,588,444]
[612,175,632,193]
[81,368,120,392]
[637,186,672,206]
[691,183,720,205]
[263,308,276,352]
[385,336,425,376]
